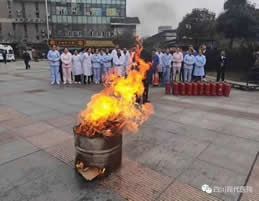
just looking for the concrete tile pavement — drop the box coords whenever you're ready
[0,61,259,201]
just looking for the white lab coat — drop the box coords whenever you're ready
[156,52,164,73]
[72,54,82,75]
[82,53,92,76]
[113,53,125,76]
[123,51,130,67]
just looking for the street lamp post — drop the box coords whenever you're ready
[45,0,50,40]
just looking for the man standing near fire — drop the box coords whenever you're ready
[156,48,164,83]
[150,50,159,84]
[161,48,172,86]
[113,48,125,77]
[135,37,151,104]
[47,45,61,85]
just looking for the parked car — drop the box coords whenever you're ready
[0,45,15,62]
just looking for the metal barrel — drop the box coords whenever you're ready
[74,130,122,171]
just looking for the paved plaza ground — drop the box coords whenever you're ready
[0,60,258,201]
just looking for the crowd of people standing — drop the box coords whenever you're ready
[151,45,227,86]
[47,44,135,85]
[47,44,227,87]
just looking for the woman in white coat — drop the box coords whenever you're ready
[61,48,73,84]
[72,50,82,84]
[113,49,125,77]
[82,48,92,84]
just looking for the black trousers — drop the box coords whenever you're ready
[217,66,226,82]
[180,64,184,81]
[158,72,163,82]
[75,75,81,82]
[24,60,30,69]
[136,79,149,104]
[3,57,7,64]
[143,79,149,103]
[59,62,63,82]
[203,65,207,78]
[84,75,92,84]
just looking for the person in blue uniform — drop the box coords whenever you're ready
[161,48,172,86]
[103,48,113,77]
[47,45,61,85]
[92,49,102,84]
[183,48,195,82]
[193,49,206,81]
[150,50,159,84]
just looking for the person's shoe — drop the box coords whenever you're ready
[69,82,72,85]
[79,82,81,84]
[64,81,67,85]
[51,81,55,85]
[57,82,60,85]
[203,78,207,82]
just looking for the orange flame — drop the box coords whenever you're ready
[77,37,154,137]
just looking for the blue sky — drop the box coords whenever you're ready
[127,0,259,36]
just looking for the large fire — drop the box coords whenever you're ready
[75,37,154,137]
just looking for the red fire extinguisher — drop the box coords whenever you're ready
[205,83,211,96]
[217,83,224,96]
[180,83,186,96]
[173,82,179,96]
[153,72,159,86]
[224,83,231,97]
[165,82,171,95]
[186,83,193,96]
[192,82,198,96]
[210,83,217,96]
[198,82,204,96]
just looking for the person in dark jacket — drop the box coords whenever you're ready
[217,50,227,82]
[57,46,64,83]
[3,50,7,64]
[23,50,31,70]
[202,44,209,81]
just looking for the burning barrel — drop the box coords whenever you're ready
[74,127,122,173]
[73,37,154,180]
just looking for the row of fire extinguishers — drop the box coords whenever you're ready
[165,82,231,97]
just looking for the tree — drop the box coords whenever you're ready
[177,9,216,48]
[112,32,136,49]
[216,0,257,48]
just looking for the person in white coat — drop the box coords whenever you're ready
[113,49,126,77]
[111,45,120,58]
[126,49,135,75]
[61,48,73,84]
[156,49,164,82]
[82,48,92,84]
[72,50,83,84]
[123,48,130,75]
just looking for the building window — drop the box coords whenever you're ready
[12,24,16,32]
[24,24,28,38]
[35,2,39,18]
[73,31,78,37]
[71,4,77,15]
[16,10,22,17]
[56,7,67,15]
[35,24,39,33]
